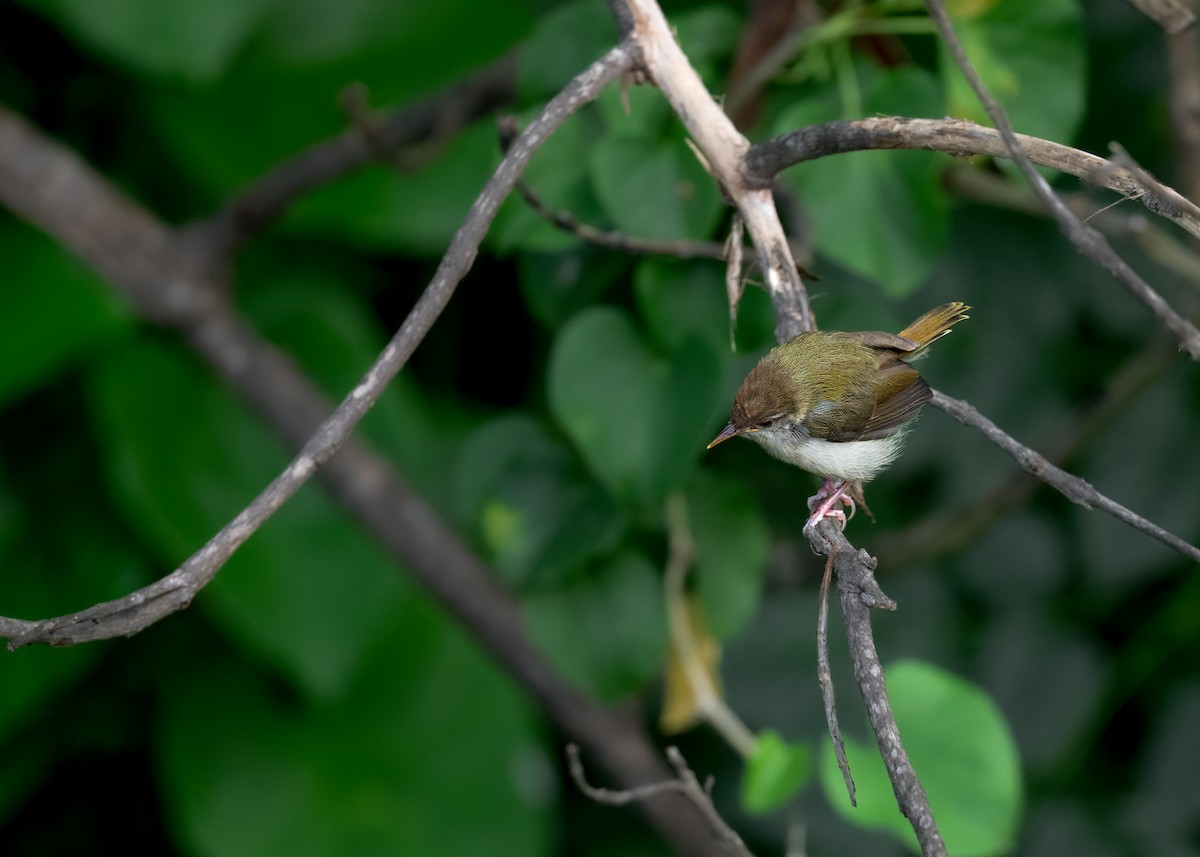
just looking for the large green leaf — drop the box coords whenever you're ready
[941,0,1085,145]
[0,224,131,406]
[454,414,624,588]
[589,135,724,244]
[547,307,723,509]
[819,659,1023,856]
[523,551,666,700]
[157,599,550,857]
[86,339,405,698]
[774,66,947,296]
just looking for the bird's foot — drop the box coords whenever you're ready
[804,479,855,532]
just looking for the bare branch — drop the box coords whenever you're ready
[567,744,756,857]
[625,0,815,338]
[932,390,1200,564]
[745,116,1200,240]
[805,521,947,857]
[925,0,1200,360]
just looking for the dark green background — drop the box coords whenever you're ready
[1,0,1198,854]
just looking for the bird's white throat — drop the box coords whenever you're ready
[747,429,906,482]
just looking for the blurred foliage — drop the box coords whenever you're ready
[1,0,1199,855]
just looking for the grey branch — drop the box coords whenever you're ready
[925,0,1200,360]
[745,115,1200,241]
[805,521,946,857]
[932,391,1200,564]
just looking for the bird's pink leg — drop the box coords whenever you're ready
[805,479,855,530]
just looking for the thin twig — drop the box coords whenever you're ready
[1167,26,1200,202]
[663,495,758,756]
[567,744,756,857]
[925,0,1200,360]
[932,391,1200,564]
[817,552,855,805]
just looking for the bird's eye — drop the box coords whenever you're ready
[760,419,775,428]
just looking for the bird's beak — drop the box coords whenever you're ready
[707,422,741,449]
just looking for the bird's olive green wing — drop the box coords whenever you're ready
[857,365,932,440]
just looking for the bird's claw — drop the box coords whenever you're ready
[805,480,855,531]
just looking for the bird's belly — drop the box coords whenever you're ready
[751,432,905,482]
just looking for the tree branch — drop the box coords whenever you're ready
[931,391,1200,564]
[0,40,732,857]
[745,116,1200,241]
[625,0,814,339]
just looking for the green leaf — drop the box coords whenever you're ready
[26,0,273,80]
[941,0,1085,145]
[742,731,812,815]
[523,551,666,700]
[0,224,131,406]
[86,339,405,698]
[454,414,624,588]
[774,66,947,295]
[687,472,769,640]
[158,600,551,857]
[589,136,723,243]
[818,660,1023,856]
[548,308,723,509]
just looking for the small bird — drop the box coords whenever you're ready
[707,302,969,528]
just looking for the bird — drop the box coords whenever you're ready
[707,302,969,528]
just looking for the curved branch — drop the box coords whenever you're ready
[746,116,1200,240]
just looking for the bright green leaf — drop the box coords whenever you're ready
[687,472,769,639]
[819,660,1023,856]
[742,731,812,815]
[523,551,666,700]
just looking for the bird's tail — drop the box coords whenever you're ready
[898,301,970,359]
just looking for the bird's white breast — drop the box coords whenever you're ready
[748,430,906,482]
